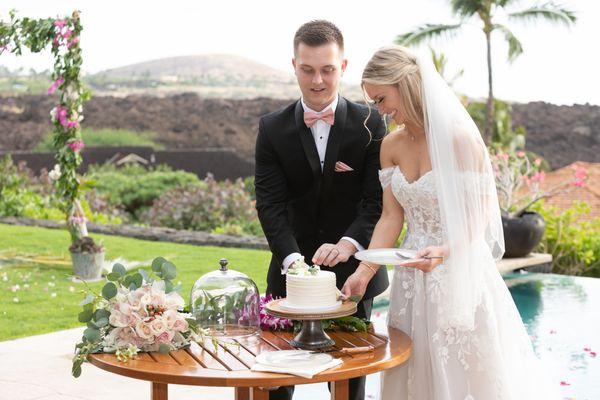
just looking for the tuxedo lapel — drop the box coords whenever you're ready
[320,97,348,206]
[294,101,322,182]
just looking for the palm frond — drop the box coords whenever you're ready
[451,0,485,18]
[493,24,524,62]
[509,3,577,26]
[395,23,464,47]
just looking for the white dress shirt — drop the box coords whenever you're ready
[281,96,364,274]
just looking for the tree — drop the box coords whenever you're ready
[396,0,576,144]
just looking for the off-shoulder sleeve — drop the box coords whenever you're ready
[378,166,396,190]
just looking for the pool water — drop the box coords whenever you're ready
[295,272,599,400]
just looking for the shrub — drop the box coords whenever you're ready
[88,163,201,217]
[142,174,261,236]
[532,201,600,277]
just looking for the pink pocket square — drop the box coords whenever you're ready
[335,161,354,172]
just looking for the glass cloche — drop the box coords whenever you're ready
[190,259,260,337]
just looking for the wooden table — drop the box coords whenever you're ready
[88,325,412,400]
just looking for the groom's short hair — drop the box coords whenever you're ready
[293,20,344,55]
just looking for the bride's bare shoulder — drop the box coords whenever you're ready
[382,128,410,152]
[381,128,410,165]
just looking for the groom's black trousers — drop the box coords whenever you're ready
[268,298,374,400]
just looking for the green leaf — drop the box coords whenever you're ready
[93,309,110,321]
[130,272,143,288]
[348,295,362,303]
[396,23,463,46]
[101,282,117,300]
[164,280,174,294]
[95,317,109,327]
[72,360,83,378]
[493,24,523,62]
[79,294,95,306]
[160,262,177,280]
[112,263,126,276]
[106,272,121,281]
[158,343,171,354]
[83,327,101,342]
[152,257,167,272]
[78,309,93,323]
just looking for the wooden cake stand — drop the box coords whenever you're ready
[265,298,357,350]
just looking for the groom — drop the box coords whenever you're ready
[255,20,388,400]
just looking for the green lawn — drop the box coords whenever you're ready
[0,223,271,342]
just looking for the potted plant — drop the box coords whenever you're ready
[492,151,587,257]
[69,235,105,280]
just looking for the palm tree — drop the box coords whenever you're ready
[396,0,576,144]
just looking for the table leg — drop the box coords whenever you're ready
[330,379,349,400]
[151,382,168,400]
[235,387,250,400]
[249,387,269,400]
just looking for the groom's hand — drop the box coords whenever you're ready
[312,239,357,267]
[341,266,374,300]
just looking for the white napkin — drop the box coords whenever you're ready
[251,356,343,379]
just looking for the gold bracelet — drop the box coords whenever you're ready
[359,261,378,275]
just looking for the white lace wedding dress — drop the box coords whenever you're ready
[378,166,556,400]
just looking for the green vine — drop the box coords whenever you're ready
[1,10,92,244]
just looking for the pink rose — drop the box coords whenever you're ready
[53,19,67,29]
[67,37,79,48]
[47,77,64,95]
[67,139,85,153]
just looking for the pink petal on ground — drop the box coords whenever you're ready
[590,352,597,357]
[560,381,571,386]
[584,347,591,352]
[550,330,557,334]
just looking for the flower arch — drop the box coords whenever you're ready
[1,10,90,245]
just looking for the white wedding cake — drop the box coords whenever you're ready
[284,259,340,310]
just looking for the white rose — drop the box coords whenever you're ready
[48,164,61,181]
[109,310,129,328]
[150,317,167,336]
[163,309,179,329]
[165,293,184,310]
[135,320,154,340]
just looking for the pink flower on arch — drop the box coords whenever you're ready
[67,139,85,153]
[67,37,79,49]
[53,19,67,29]
[47,77,64,94]
[517,151,526,158]
[67,120,79,129]
[63,29,73,40]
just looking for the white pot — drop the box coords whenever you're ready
[71,250,105,280]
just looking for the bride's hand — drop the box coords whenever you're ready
[402,245,447,273]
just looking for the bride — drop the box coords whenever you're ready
[341,45,556,399]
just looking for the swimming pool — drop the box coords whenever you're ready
[296,272,599,400]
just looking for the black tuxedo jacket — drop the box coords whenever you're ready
[255,96,388,300]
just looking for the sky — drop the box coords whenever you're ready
[1,0,598,105]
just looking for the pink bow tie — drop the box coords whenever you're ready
[304,108,335,127]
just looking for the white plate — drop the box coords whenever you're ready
[256,350,333,368]
[354,248,423,265]
[279,300,342,312]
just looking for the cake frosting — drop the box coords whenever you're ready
[285,259,339,309]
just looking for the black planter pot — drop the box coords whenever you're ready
[502,211,546,258]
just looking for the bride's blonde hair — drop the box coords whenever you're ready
[362,45,425,139]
